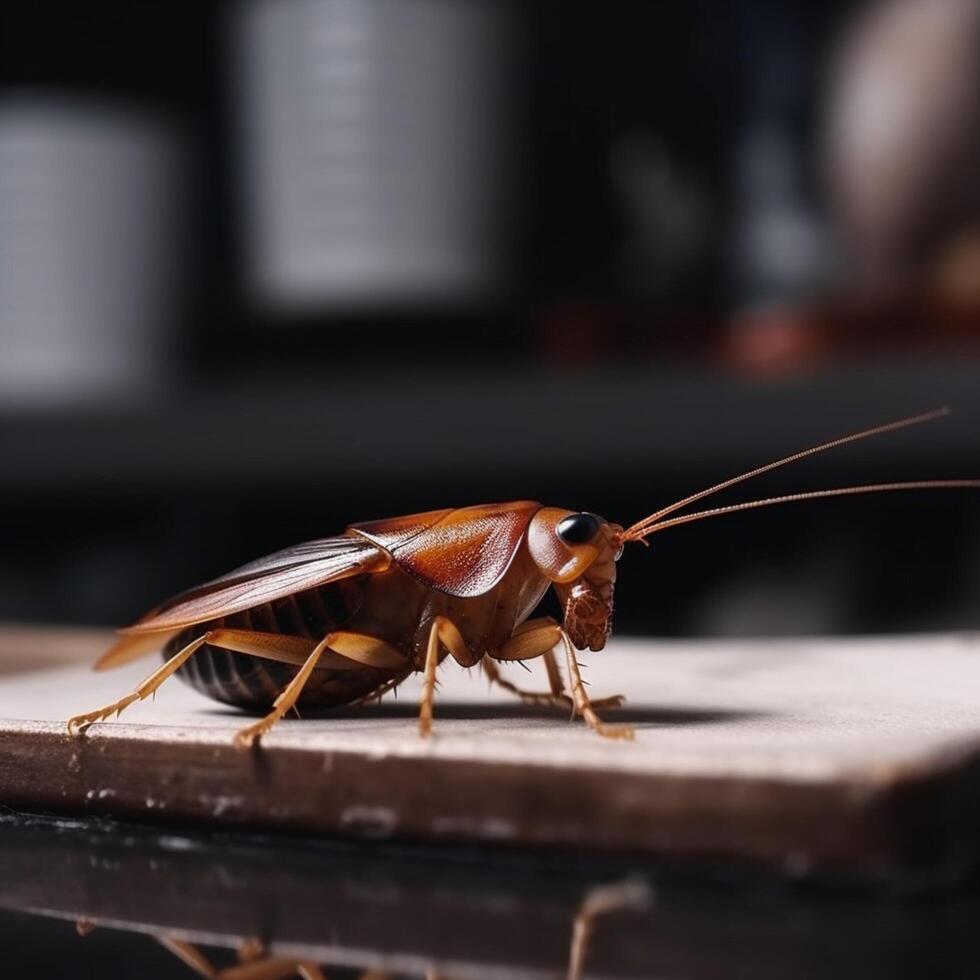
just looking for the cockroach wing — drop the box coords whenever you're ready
[352,501,541,598]
[120,536,389,635]
[347,507,453,550]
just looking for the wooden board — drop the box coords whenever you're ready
[2,625,980,877]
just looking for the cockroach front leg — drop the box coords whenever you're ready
[483,654,572,710]
[561,630,634,741]
[486,617,571,708]
[487,618,626,714]
[484,656,627,716]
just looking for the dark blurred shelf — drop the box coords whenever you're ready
[1,359,978,495]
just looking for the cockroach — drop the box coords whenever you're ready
[68,408,980,745]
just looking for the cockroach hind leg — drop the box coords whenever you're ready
[67,692,140,734]
[67,634,209,735]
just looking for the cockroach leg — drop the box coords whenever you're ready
[562,631,634,741]
[205,628,406,672]
[68,629,329,736]
[195,629,315,666]
[220,959,323,980]
[418,616,469,737]
[67,634,210,734]
[418,621,442,738]
[482,655,573,711]
[541,642,567,697]
[585,693,627,711]
[231,631,409,747]
[566,879,653,980]
[101,922,312,980]
[492,616,563,662]
[235,936,266,963]
[484,649,627,717]
[233,636,335,748]
[489,618,622,713]
[156,936,220,979]
[352,670,413,707]
[320,631,408,670]
[154,934,328,980]
[296,965,329,980]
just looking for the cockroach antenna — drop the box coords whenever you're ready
[623,408,980,543]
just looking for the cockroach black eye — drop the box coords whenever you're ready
[557,512,601,546]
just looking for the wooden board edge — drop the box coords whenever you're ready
[3,721,980,876]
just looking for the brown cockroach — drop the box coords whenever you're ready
[68,408,980,745]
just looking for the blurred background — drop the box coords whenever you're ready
[1,0,979,639]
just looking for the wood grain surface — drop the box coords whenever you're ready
[2,625,980,876]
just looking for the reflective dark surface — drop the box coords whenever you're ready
[2,812,980,979]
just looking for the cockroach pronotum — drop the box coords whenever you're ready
[68,408,980,745]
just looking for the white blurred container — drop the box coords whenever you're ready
[236,0,519,312]
[0,97,183,405]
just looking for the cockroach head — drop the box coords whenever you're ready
[528,509,624,578]
[528,508,623,651]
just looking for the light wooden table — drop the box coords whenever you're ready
[2,626,980,877]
